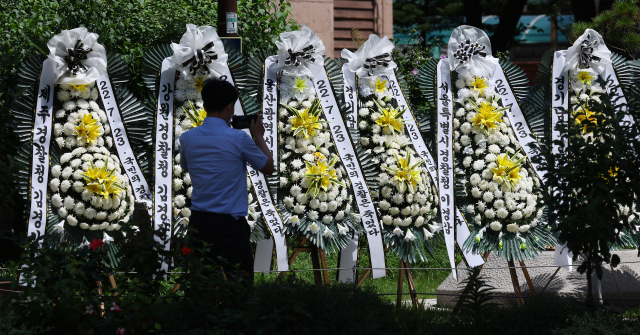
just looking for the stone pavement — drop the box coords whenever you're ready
[436,250,640,308]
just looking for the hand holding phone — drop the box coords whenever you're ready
[231,114,258,129]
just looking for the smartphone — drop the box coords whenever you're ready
[231,114,258,129]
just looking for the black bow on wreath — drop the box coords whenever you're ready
[454,39,486,64]
[284,45,315,67]
[579,33,601,68]
[363,53,392,76]
[64,39,93,75]
[181,41,219,77]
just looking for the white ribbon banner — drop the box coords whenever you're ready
[491,63,545,180]
[388,66,485,275]
[341,64,358,129]
[254,56,280,273]
[551,51,573,270]
[309,63,386,280]
[434,61,458,279]
[226,62,288,272]
[98,73,153,214]
[27,58,56,242]
[153,58,176,274]
[602,64,634,128]
[338,65,360,282]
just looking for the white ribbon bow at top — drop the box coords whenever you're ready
[342,34,396,78]
[47,27,107,85]
[171,24,228,80]
[276,26,326,78]
[563,28,611,75]
[448,25,496,78]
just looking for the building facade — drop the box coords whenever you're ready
[289,0,393,57]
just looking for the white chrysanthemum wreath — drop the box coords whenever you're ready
[356,75,440,261]
[50,83,135,236]
[278,74,361,252]
[454,75,546,255]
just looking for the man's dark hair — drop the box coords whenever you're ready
[201,78,238,113]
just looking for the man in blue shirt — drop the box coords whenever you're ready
[180,79,273,284]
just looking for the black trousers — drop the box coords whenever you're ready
[190,211,254,284]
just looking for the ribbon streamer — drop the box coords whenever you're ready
[447,25,496,78]
[171,24,228,80]
[454,39,487,64]
[341,34,396,78]
[181,41,219,77]
[563,28,611,75]
[47,27,107,85]
[64,40,92,75]
[276,26,326,78]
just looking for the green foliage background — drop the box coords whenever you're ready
[0,0,297,242]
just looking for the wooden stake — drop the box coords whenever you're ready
[355,269,371,288]
[519,261,537,296]
[96,281,105,317]
[319,249,330,284]
[310,245,323,287]
[507,259,524,306]
[403,260,419,310]
[396,263,405,309]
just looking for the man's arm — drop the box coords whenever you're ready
[179,133,188,172]
[249,115,275,175]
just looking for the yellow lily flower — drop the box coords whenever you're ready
[576,71,595,85]
[470,101,503,132]
[491,152,525,190]
[471,76,488,93]
[294,76,308,93]
[74,113,101,144]
[288,99,327,139]
[375,106,405,134]
[183,101,207,128]
[382,150,424,194]
[375,78,388,95]
[304,155,345,198]
[82,155,126,199]
[574,105,599,133]
[70,84,88,92]
[194,76,206,93]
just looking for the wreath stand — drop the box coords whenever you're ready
[276,236,330,287]
[452,251,537,313]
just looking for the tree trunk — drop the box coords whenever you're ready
[463,0,483,29]
[489,0,528,54]
[571,0,597,23]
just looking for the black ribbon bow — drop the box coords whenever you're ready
[454,39,486,64]
[64,40,93,76]
[284,45,315,67]
[182,41,219,77]
[579,33,601,68]
[363,53,392,76]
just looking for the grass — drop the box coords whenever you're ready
[0,240,461,302]
[254,239,462,301]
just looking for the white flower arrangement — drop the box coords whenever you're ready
[50,82,135,233]
[355,74,439,261]
[277,74,360,252]
[453,75,545,252]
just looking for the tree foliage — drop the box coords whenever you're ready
[570,0,640,59]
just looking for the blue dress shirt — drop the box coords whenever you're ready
[179,117,268,218]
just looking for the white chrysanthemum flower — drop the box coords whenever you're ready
[293,204,305,214]
[482,191,494,203]
[512,210,523,220]
[471,187,482,198]
[181,208,191,217]
[473,160,485,171]
[506,223,518,233]
[490,221,502,231]
[382,215,393,225]
[485,209,496,219]
[322,215,333,224]
[389,207,400,215]
[496,208,509,219]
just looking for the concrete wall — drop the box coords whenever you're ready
[289,0,335,55]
